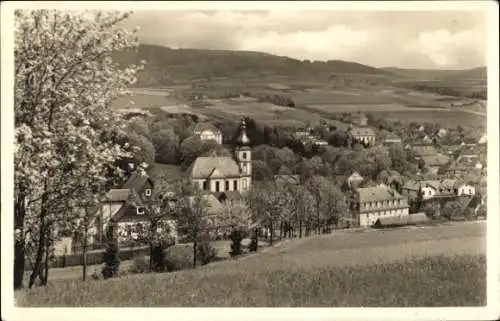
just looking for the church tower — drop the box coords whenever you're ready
[235,118,252,193]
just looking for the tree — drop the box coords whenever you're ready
[175,182,213,268]
[304,176,331,234]
[124,130,156,166]
[14,10,142,289]
[442,200,464,219]
[128,117,151,138]
[179,135,216,169]
[151,128,180,164]
[283,184,315,238]
[201,144,232,158]
[252,160,273,182]
[219,201,253,257]
[248,183,286,245]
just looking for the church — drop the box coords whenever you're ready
[187,118,252,195]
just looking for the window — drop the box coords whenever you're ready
[242,152,247,160]
[225,181,230,190]
[203,181,208,190]
[215,181,220,192]
[145,189,152,197]
[137,207,145,215]
[468,188,472,194]
[233,180,238,190]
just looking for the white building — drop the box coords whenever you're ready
[193,122,223,144]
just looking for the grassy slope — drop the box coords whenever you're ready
[16,223,486,307]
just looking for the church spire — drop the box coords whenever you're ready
[236,118,250,146]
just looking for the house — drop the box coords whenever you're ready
[402,178,475,202]
[351,113,368,126]
[478,133,487,145]
[313,139,329,146]
[187,119,252,194]
[353,184,410,227]
[411,145,438,157]
[122,170,155,203]
[435,128,448,139]
[347,171,364,188]
[348,126,376,146]
[294,128,312,139]
[372,212,428,228]
[193,122,223,144]
[461,138,477,147]
[418,153,450,174]
[422,135,433,144]
[382,132,402,145]
[440,145,462,157]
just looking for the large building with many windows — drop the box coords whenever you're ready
[353,184,410,227]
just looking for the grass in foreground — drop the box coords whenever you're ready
[16,254,485,307]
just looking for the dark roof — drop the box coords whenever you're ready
[411,145,438,157]
[123,170,154,190]
[373,213,428,228]
[462,138,477,144]
[419,154,450,167]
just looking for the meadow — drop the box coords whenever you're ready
[16,223,486,307]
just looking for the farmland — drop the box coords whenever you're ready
[16,222,486,307]
[113,79,486,130]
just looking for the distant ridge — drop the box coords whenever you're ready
[112,44,396,87]
[381,66,487,81]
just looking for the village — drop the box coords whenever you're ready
[47,108,487,274]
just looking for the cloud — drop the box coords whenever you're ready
[123,10,487,69]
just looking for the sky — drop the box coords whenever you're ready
[122,10,487,70]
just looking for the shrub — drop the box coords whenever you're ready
[101,240,120,279]
[130,255,150,274]
[164,245,193,272]
[196,236,217,266]
[151,244,167,272]
[229,229,245,257]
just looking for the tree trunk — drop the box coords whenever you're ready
[42,241,50,286]
[279,221,283,241]
[82,227,88,281]
[14,195,26,290]
[299,219,303,238]
[269,221,274,246]
[29,222,46,288]
[192,240,197,268]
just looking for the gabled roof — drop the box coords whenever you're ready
[350,127,376,136]
[187,156,241,179]
[411,145,438,156]
[104,189,133,202]
[356,185,405,203]
[461,138,477,145]
[193,122,220,134]
[186,194,223,215]
[123,170,154,190]
[420,154,450,167]
[420,180,441,190]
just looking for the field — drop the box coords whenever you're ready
[16,222,486,307]
[111,79,486,130]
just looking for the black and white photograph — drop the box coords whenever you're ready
[1,1,498,320]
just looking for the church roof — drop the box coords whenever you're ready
[187,156,241,179]
[236,119,250,146]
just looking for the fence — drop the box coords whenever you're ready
[24,245,150,270]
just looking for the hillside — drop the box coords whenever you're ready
[382,67,487,81]
[112,44,396,87]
